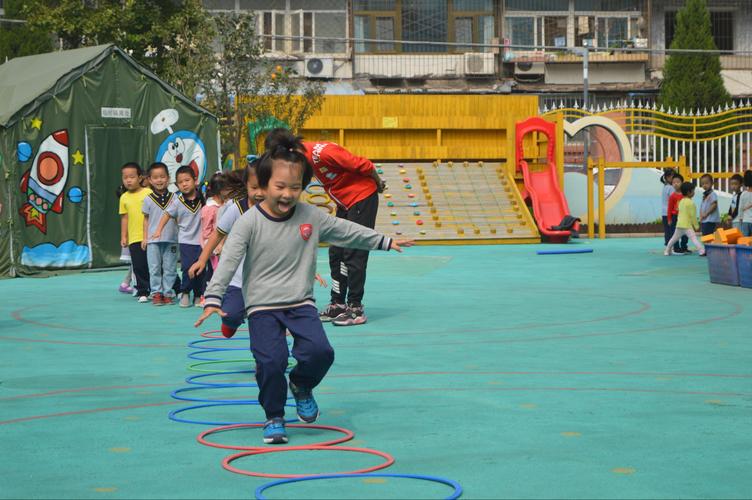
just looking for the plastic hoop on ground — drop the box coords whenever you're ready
[188,359,295,373]
[171,385,263,404]
[188,348,250,362]
[168,402,297,426]
[200,331,250,340]
[536,248,594,255]
[198,423,354,450]
[186,370,257,387]
[189,337,248,350]
[254,473,463,500]
[223,446,395,478]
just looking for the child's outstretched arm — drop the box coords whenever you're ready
[189,229,226,278]
[196,214,254,327]
[151,213,173,241]
[318,210,414,252]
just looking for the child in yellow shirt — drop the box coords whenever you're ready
[118,162,153,302]
[665,182,706,256]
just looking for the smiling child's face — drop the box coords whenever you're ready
[261,159,304,217]
[149,167,170,192]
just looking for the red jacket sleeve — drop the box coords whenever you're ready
[667,194,679,225]
[319,143,375,176]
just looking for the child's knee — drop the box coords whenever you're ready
[310,343,335,367]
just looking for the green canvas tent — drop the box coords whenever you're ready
[0,44,220,277]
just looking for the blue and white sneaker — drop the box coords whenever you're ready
[263,417,288,444]
[289,382,319,423]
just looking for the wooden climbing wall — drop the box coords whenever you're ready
[304,161,540,244]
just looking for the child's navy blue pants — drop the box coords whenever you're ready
[248,305,335,419]
[221,286,245,329]
[179,244,205,297]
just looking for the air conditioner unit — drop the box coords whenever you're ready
[464,52,495,76]
[514,61,545,76]
[304,56,334,78]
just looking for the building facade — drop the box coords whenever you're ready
[202,0,752,99]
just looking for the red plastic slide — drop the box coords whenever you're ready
[515,117,579,243]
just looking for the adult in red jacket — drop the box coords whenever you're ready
[265,129,385,326]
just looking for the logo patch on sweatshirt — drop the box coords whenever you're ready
[300,223,313,241]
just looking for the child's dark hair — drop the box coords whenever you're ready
[680,181,695,196]
[148,162,169,176]
[700,173,714,184]
[264,127,296,152]
[205,172,227,198]
[730,173,743,184]
[259,129,312,188]
[672,173,684,183]
[121,162,143,176]
[661,168,675,185]
[175,165,197,180]
[744,170,752,188]
[224,159,260,198]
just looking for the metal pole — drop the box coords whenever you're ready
[583,46,590,175]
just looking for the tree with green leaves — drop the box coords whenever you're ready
[0,0,52,62]
[660,0,731,112]
[200,12,324,161]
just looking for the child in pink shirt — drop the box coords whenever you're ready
[200,173,230,285]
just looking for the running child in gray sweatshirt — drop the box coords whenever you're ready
[196,141,413,445]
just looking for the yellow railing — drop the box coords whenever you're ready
[586,156,688,240]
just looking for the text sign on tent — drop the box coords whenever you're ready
[101,107,132,119]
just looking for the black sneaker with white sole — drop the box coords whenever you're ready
[319,302,347,322]
[332,305,367,326]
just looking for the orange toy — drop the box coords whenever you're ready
[713,227,742,244]
[737,236,752,246]
[701,234,715,243]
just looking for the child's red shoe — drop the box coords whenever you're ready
[221,324,237,339]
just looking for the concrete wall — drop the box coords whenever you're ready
[545,62,646,84]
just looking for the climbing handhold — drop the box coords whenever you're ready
[384,194,392,198]
[420,230,426,235]
[377,169,384,174]
[402,177,410,183]
[409,202,419,207]
[413,211,420,216]
[408,194,416,198]
[416,220,424,225]
[405,184,412,189]
[387,201,394,207]
[399,169,407,174]
[392,221,400,225]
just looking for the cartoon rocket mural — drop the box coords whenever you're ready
[19,129,70,234]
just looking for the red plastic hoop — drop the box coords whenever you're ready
[200,330,224,339]
[197,423,354,451]
[222,446,395,478]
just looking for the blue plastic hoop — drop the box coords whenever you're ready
[168,402,297,426]
[188,337,249,350]
[171,385,260,404]
[188,348,251,361]
[185,370,257,387]
[254,473,463,500]
[536,248,594,255]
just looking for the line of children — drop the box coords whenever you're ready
[665,181,706,256]
[196,137,413,445]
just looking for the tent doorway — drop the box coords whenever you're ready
[85,126,148,267]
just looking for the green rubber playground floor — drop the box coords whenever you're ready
[1,238,751,499]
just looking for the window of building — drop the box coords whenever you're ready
[665,9,734,52]
[574,0,639,11]
[354,0,494,53]
[710,11,733,51]
[506,0,569,11]
[506,16,535,47]
[255,1,347,54]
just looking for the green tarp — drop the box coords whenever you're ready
[0,45,220,277]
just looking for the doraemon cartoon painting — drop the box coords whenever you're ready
[151,109,207,192]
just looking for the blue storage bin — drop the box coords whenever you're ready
[736,245,752,289]
[705,244,739,286]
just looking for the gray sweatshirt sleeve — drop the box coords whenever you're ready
[203,212,253,309]
[318,210,392,251]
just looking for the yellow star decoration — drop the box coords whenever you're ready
[71,150,84,165]
[30,118,43,130]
